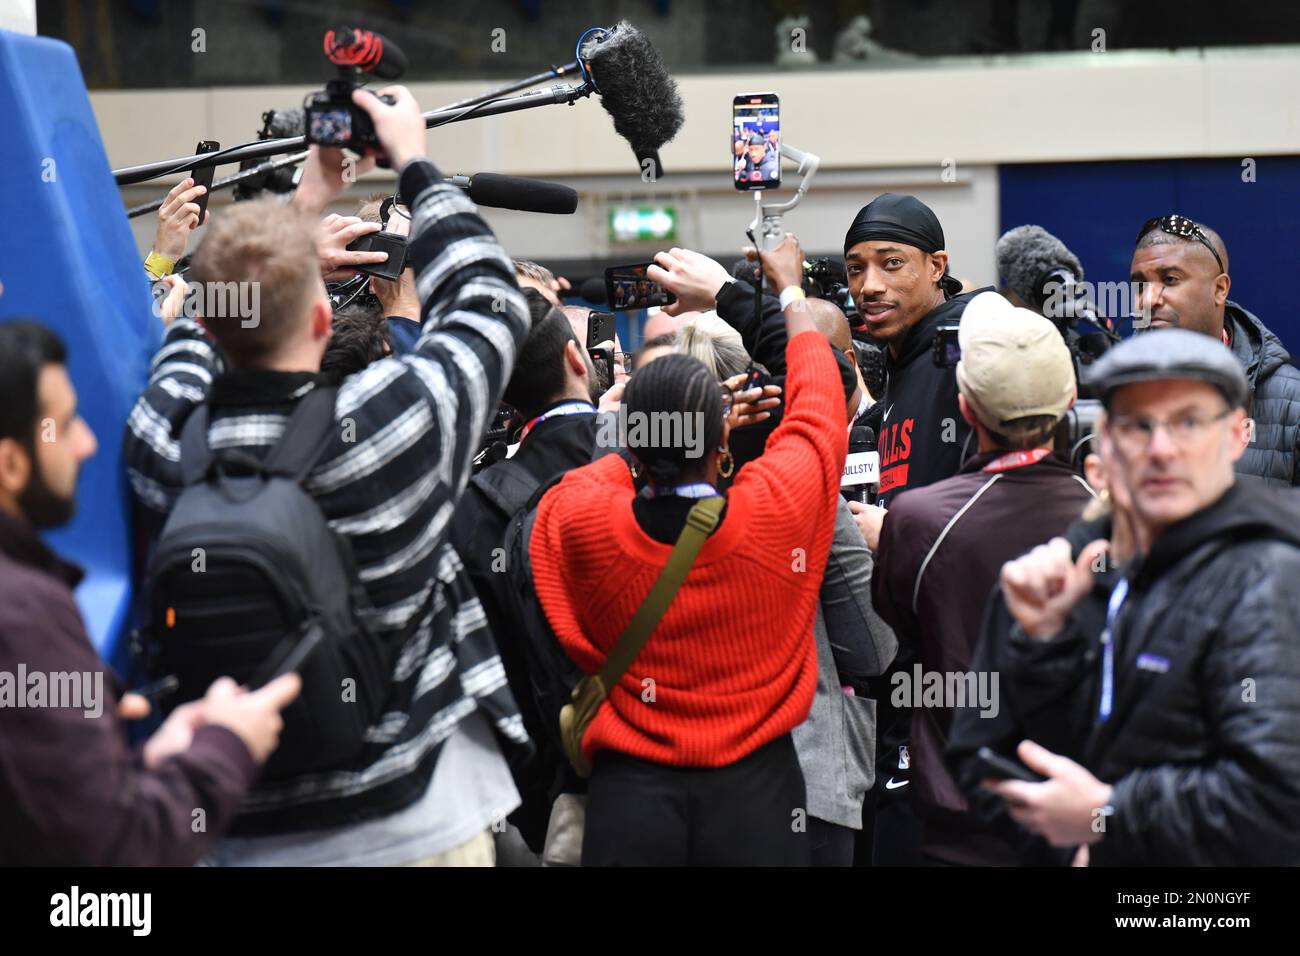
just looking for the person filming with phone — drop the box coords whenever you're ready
[529,234,848,865]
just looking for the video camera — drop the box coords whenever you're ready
[304,27,403,151]
[803,256,856,320]
[929,318,1104,474]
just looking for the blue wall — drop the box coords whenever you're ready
[999,156,1300,356]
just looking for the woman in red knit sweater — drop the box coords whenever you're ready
[530,238,847,865]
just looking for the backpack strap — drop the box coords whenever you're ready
[262,384,341,481]
[179,404,213,487]
[559,495,725,777]
[471,458,543,522]
[595,495,724,690]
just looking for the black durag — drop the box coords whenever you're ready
[843,192,963,297]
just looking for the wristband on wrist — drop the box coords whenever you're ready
[144,251,176,279]
[779,285,806,310]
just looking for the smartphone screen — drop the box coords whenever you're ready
[605,264,677,312]
[733,93,780,191]
[190,140,219,225]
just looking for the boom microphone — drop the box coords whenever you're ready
[449,173,578,215]
[324,26,408,80]
[995,225,1114,336]
[580,21,684,179]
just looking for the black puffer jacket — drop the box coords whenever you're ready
[1226,302,1300,486]
[986,483,1300,865]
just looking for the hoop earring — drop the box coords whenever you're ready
[717,448,735,479]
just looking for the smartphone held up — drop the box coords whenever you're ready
[733,92,780,191]
[605,263,676,311]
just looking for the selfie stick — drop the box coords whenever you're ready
[749,142,820,251]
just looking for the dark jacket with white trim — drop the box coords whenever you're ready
[871,450,1093,864]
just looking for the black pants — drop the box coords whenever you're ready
[582,734,811,866]
[808,817,857,867]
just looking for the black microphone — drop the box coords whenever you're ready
[841,426,880,505]
[995,225,1115,336]
[448,173,578,215]
[579,21,684,178]
[560,277,608,304]
[325,26,408,80]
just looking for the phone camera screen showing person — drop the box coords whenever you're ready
[605,263,677,312]
[733,92,780,191]
[309,109,352,146]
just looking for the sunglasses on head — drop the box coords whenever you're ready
[1136,214,1225,275]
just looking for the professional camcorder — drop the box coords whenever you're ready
[803,256,856,320]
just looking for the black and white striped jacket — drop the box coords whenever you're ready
[123,159,532,834]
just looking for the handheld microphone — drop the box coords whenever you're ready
[561,277,609,304]
[449,173,578,215]
[841,426,880,504]
[324,26,408,79]
[579,21,684,178]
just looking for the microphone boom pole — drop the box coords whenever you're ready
[112,82,593,186]
[124,150,309,218]
[438,61,581,111]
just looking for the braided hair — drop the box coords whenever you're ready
[622,353,724,485]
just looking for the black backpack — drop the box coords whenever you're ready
[498,473,587,759]
[147,385,391,779]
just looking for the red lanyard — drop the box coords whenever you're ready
[518,401,595,443]
[982,447,1051,473]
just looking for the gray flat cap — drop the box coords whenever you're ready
[1085,328,1248,408]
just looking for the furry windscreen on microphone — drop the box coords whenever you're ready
[264,107,305,138]
[995,225,1085,307]
[581,21,685,158]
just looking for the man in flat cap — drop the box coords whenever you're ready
[983,328,1300,865]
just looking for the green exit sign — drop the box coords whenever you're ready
[609,206,677,243]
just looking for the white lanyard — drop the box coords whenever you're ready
[647,482,718,499]
[1098,577,1130,722]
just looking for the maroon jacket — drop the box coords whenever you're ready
[872,450,1094,864]
[0,507,256,865]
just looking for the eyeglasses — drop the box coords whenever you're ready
[1136,214,1226,275]
[1107,407,1233,451]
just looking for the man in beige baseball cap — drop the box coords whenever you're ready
[955,290,1077,449]
[870,289,1095,867]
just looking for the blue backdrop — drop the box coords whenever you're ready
[999,156,1300,356]
[0,29,158,669]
